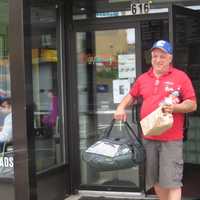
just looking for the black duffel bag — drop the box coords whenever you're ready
[82,119,145,171]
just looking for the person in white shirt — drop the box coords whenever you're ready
[0,97,12,144]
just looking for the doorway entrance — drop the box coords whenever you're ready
[72,4,200,199]
[76,27,143,192]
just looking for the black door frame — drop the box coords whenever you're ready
[9,1,73,200]
[70,12,168,193]
[32,2,73,200]
[71,6,200,195]
[9,0,37,200]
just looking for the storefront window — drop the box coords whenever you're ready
[0,0,13,180]
[31,6,64,171]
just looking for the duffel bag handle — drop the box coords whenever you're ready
[104,119,115,137]
[124,121,143,146]
[104,119,142,144]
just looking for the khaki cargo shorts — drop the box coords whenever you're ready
[143,140,183,190]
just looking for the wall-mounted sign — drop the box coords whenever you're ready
[130,3,150,15]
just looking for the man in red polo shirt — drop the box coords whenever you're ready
[114,40,197,200]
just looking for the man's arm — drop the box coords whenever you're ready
[114,94,135,121]
[162,99,197,114]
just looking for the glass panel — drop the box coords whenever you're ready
[0,0,14,182]
[31,6,64,171]
[172,7,200,197]
[76,29,140,189]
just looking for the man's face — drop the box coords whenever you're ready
[151,48,172,74]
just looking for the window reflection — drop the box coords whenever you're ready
[31,6,63,171]
[0,0,13,178]
[41,89,58,129]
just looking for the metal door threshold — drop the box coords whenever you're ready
[78,190,158,199]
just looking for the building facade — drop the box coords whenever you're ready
[0,0,200,199]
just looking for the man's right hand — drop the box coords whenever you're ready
[114,107,127,121]
[113,94,134,121]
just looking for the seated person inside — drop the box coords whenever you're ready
[0,97,12,151]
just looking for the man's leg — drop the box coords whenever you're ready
[158,141,183,200]
[154,183,168,200]
[168,187,181,200]
[154,183,181,200]
[143,140,159,190]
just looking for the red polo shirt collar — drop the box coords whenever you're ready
[147,65,173,78]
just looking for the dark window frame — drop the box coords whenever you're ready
[9,0,37,200]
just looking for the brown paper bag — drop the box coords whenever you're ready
[140,106,173,136]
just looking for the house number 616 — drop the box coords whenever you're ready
[131,3,150,15]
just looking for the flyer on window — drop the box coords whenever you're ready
[113,79,130,103]
[118,54,136,79]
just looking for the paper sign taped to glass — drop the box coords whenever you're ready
[140,106,174,136]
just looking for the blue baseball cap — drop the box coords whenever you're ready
[151,40,173,54]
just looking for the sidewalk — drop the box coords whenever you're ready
[65,194,80,200]
[64,196,155,200]
[64,194,194,200]
[64,192,159,200]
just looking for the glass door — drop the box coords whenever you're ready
[75,27,144,192]
[169,5,200,198]
[30,3,68,200]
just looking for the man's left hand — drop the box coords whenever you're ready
[162,104,174,114]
